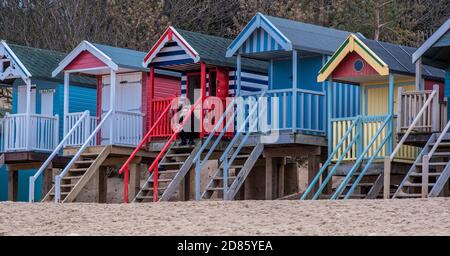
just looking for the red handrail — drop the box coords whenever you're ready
[119,97,176,203]
[147,97,203,202]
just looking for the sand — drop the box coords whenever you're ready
[1,198,450,236]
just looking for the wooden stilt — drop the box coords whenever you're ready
[41,165,53,199]
[128,164,140,202]
[8,168,18,201]
[265,157,273,200]
[278,157,286,197]
[307,155,320,199]
[98,166,107,203]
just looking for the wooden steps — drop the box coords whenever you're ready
[133,141,203,203]
[394,133,450,199]
[42,146,111,203]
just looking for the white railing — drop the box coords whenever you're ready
[55,110,113,202]
[29,111,90,202]
[113,110,144,146]
[65,112,98,147]
[2,113,59,152]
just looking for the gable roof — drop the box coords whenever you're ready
[227,13,351,57]
[318,34,445,82]
[144,26,267,73]
[413,18,450,69]
[0,41,94,86]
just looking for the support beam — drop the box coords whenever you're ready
[200,62,206,138]
[292,50,298,132]
[98,166,107,203]
[42,166,53,199]
[63,72,70,137]
[148,67,155,135]
[383,156,391,199]
[265,157,273,200]
[388,73,394,154]
[110,69,116,144]
[307,155,320,199]
[415,58,422,91]
[236,54,242,96]
[25,79,31,150]
[128,164,140,202]
[327,78,333,157]
[278,157,286,197]
[7,168,18,201]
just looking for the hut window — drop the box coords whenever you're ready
[354,59,364,72]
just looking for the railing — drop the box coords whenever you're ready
[193,91,267,200]
[383,86,447,199]
[301,116,361,200]
[118,97,176,203]
[331,116,418,162]
[54,110,113,202]
[151,98,174,138]
[333,115,393,199]
[2,113,59,152]
[66,112,97,147]
[397,85,443,133]
[29,111,90,202]
[265,88,326,133]
[146,97,203,202]
[113,110,144,146]
[421,119,450,198]
[0,117,4,153]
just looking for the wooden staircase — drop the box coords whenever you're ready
[42,146,111,202]
[202,143,264,200]
[134,141,202,202]
[394,133,450,198]
[335,171,384,199]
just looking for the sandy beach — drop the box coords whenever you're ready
[1,198,450,236]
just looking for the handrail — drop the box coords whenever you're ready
[390,89,437,161]
[427,120,450,158]
[54,110,113,202]
[115,110,145,116]
[29,110,90,202]
[146,97,203,202]
[300,116,361,200]
[345,128,393,199]
[119,97,176,203]
[219,92,267,163]
[332,114,392,199]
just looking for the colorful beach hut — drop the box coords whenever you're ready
[119,27,269,203]
[0,40,96,202]
[35,41,180,203]
[303,33,446,200]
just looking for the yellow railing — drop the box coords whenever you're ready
[331,115,419,162]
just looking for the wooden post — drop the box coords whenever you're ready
[388,73,394,154]
[327,78,333,157]
[200,62,206,138]
[98,166,107,203]
[236,54,242,96]
[383,156,391,199]
[128,164,140,202]
[278,157,286,197]
[42,165,53,199]
[307,155,320,199]
[63,72,70,137]
[148,67,155,135]
[25,79,32,150]
[422,155,429,198]
[397,87,403,134]
[7,168,18,201]
[292,50,298,132]
[265,157,273,200]
[110,69,116,144]
[415,58,422,91]
[432,84,440,132]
